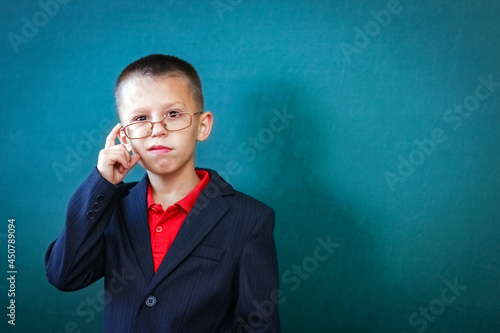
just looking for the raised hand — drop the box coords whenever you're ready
[97,123,141,184]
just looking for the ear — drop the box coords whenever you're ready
[119,128,133,152]
[196,111,213,142]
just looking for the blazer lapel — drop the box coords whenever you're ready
[148,169,233,289]
[121,175,155,283]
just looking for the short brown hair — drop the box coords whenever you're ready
[115,54,204,112]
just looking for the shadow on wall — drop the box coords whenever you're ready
[239,76,388,332]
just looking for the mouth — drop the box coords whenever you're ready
[148,145,173,155]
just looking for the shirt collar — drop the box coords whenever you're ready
[147,170,210,213]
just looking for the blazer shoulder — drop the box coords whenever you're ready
[199,167,274,215]
[228,189,275,216]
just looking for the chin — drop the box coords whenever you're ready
[143,154,195,176]
[144,161,178,176]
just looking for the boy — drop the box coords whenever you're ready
[45,54,280,332]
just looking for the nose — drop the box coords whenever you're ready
[150,119,169,137]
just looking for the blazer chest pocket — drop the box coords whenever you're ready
[189,245,226,263]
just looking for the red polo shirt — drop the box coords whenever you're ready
[147,170,210,272]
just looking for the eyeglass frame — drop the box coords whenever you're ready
[120,112,203,139]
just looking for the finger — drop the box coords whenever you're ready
[103,148,131,169]
[116,129,126,147]
[105,123,122,149]
[107,143,132,161]
[119,146,132,167]
[115,133,133,155]
[119,142,132,154]
[128,153,141,169]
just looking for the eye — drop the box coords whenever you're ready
[166,110,181,118]
[133,115,149,122]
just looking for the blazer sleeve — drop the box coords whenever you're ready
[234,206,281,332]
[45,168,123,291]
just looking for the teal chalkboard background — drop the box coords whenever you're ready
[1,0,500,332]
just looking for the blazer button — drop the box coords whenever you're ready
[91,203,100,212]
[96,194,106,203]
[145,295,157,307]
[86,211,96,220]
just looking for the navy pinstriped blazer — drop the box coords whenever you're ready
[45,168,280,332]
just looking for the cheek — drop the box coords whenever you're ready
[129,141,145,155]
[188,125,201,141]
[173,128,198,145]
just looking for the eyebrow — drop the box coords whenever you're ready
[128,102,187,117]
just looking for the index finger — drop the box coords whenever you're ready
[105,123,123,148]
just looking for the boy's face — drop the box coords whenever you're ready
[117,75,212,177]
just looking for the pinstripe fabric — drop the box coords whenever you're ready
[45,168,280,332]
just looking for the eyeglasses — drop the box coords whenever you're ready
[121,111,202,139]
